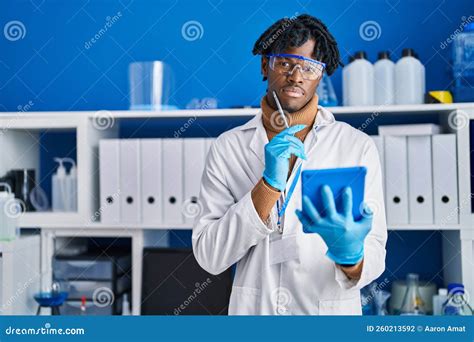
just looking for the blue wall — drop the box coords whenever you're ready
[1,0,473,111]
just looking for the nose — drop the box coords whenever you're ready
[287,64,304,84]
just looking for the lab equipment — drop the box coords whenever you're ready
[390,277,436,314]
[52,158,75,212]
[0,182,19,241]
[361,281,391,315]
[122,293,131,316]
[55,251,131,315]
[297,186,372,265]
[262,125,307,192]
[272,90,289,128]
[63,158,77,211]
[442,283,473,315]
[343,51,374,106]
[129,61,175,110]
[0,169,36,212]
[395,48,425,104]
[374,51,395,105]
[29,185,49,211]
[316,73,338,106]
[452,23,474,102]
[432,288,448,315]
[266,53,326,80]
[399,273,426,315]
[34,281,68,315]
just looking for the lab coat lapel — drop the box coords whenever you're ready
[247,113,268,184]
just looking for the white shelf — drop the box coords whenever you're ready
[1,102,474,121]
[390,224,463,231]
[18,212,85,228]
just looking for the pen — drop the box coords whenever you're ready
[272,90,289,128]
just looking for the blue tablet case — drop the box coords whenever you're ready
[301,166,367,221]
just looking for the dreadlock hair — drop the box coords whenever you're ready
[252,14,342,80]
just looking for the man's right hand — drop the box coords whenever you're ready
[262,124,307,192]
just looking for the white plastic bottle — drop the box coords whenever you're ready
[52,158,67,212]
[342,55,354,106]
[432,288,448,315]
[63,158,77,212]
[395,48,425,104]
[122,293,131,315]
[343,51,374,106]
[374,51,395,105]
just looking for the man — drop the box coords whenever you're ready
[192,14,387,315]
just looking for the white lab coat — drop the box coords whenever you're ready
[192,106,387,315]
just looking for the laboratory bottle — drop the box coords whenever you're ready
[63,158,77,212]
[0,182,19,241]
[399,273,426,315]
[395,48,425,104]
[52,158,68,212]
[442,283,473,315]
[374,51,395,105]
[452,23,474,102]
[343,51,374,106]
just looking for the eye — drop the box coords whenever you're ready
[303,65,317,73]
[279,61,291,68]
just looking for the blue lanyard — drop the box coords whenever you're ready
[276,164,302,227]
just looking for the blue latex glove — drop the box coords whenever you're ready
[262,124,307,192]
[295,185,373,265]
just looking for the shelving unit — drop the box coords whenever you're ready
[1,102,473,314]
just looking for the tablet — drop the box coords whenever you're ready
[301,166,367,221]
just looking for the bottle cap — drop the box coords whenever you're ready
[402,48,416,57]
[54,158,66,177]
[353,51,367,60]
[438,288,448,296]
[447,283,464,295]
[377,51,391,60]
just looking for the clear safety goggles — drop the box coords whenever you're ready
[266,53,326,80]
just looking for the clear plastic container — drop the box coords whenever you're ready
[0,183,19,241]
[442,283,473,315]
[129,61,176,110]
[453,23,474,102]
[399,273,426,315]
[316,73,338,106]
